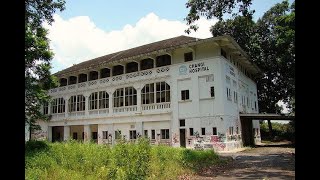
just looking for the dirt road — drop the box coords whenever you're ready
[192,143,295,180]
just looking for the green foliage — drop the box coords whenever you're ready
[25,0,65,140]
[25,138,222,180]
[260,121,295,141]
[185,0,254,33]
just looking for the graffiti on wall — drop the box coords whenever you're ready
[31,130,47,140]
[172,133,179,144]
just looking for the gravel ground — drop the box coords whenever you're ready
[188,142,295,180]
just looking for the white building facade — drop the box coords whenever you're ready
[34,35,261,151]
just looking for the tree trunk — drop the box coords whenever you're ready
[267,120,273,139]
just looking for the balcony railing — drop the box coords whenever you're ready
[49,66,170,94]
[141,102,171,111]
[88,109,109,115]
[113,106,137,113]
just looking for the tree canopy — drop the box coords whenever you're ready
[25,0,65,139]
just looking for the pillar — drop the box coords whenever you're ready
[84,125,92,142]
[63,126,70,141]
[47,126,52,142]
[64,96,69,118]
[85,94,89,116]
[136,87,142,112]
[108,89,115,115]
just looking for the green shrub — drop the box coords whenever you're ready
[26,138,222,180]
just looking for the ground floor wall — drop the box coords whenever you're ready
[30,114,261,152]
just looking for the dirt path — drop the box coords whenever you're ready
[192,143,295,180]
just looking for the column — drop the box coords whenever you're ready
[85,94,89,116]
[136,87,142,112]
[84,125,92,142]
[108,89,114,115]
[64,96,69,118]
[63,126,70,141]
[47,126,52,142]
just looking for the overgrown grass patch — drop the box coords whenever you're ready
[26,139,225,180]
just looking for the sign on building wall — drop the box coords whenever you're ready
[179,62,209,75]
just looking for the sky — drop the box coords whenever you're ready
[45,0,294,74]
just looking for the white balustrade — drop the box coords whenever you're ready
[113,106,137,113]
[141,102,171,111]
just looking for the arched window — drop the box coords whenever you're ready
[51,98,65,114]
[156,82,170,103]
[113,65,124,76]
[156,54,171,67]
[78,74,88,83]
[126,62,138,73]
[89,91,109,109]
[59,78,67,87]
[142,82,170,104]
[89,71,98,81]
[125,87,137,106]
[69,95,85,112]
[100,68,110,78]
[142,83,154,104]
[140,58,154,70]
[113,87,137,107]
[89,92,98,110]
[69,76,77,85]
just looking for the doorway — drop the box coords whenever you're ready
[180,129,186,147]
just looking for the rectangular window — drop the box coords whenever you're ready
[201,128,205,135]
[229,127,234,135]
[234,91,238,103]
[151,130,155,139]
[161,129,169,139]
[115,130,121,139]
[181,90,190,100]
[189,128,194,136]
[179,119,185,127]
[221,48,227,58]
[129,130,137,140]
[144,130,148,138]
[210,86,215,97]
[212,127,217,135]
[102,131,108,139]
[73,132,77,140]
[236,127,239,134]
[227,88,232,101]
[184,52,193,62]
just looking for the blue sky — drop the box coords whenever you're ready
[47,0,294,74]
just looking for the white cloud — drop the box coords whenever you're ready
[44,13,218,73]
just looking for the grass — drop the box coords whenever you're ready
[25,138,226,180]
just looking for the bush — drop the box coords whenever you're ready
[26,138,222,180]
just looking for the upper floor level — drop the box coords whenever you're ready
[50,35,260,95]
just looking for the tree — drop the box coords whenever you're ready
[185,0,255,34]
[186,0,295,138]
[25,0,65,141]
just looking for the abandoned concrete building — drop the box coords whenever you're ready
[32,35,262,151]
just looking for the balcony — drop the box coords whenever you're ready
[48,102,171,121]
[49,66,170,95]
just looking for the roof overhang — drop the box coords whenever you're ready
[240,113,295,120]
